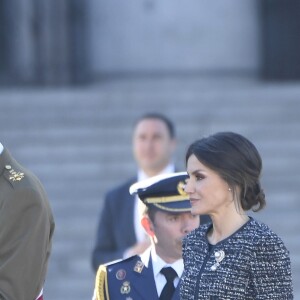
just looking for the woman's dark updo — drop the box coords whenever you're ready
[185,132,266,212]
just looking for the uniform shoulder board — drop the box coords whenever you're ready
[95,264,109,300]
[3,165,25,187]
[95,256,140,299]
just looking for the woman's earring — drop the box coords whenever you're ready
[228,187,231,191]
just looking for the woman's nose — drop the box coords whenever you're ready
[184,180,193,194]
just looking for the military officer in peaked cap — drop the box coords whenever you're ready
[0,143,55,300]
[94,172,204,300]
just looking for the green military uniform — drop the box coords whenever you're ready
[0,147,55,300]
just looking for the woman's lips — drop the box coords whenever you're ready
[189,198,199,205]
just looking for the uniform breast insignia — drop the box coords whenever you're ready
[211,250,225,271]
[120,281,131,294]
[133,260,144,273]
[7,167,25,182]
[116,269,126,280]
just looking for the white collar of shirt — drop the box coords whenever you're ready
[140,247,183,296]
[149,247,184,279]
[0,143,3,155]
[140,247,152,267]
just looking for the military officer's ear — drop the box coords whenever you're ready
[141,216,155,238]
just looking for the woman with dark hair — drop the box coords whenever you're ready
[180,132,293,299]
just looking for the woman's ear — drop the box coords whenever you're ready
[141,216,155,238]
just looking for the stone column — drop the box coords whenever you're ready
[35,0,71,85]
[260,0,300,79]
[5,0,36,83]
[1,0,90,85]
[68,0,90,84]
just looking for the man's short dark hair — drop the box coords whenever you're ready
[134,113,175,139]
[142,205,159,223]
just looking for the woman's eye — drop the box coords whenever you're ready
[196,174,204,181]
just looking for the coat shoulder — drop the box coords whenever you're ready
[105,255,140,273]
[106,177,137,197]
[95,255,142,300]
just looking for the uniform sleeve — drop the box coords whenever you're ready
[0,187,52,300]
[250,234,294,299]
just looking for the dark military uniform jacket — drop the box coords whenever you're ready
[95,248,181,300]
[0,148,55,300]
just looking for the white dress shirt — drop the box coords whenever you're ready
[140,247,183,297]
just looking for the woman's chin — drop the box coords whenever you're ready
[191,206,203,216]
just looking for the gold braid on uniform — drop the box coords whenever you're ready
[96,265,110,300]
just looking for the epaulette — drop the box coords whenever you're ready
[3,164,25,187]
[95,264,109,300]
[95,255,141,300]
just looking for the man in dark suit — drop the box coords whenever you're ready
[91,113,177,271]
[94,172,200,300]
[0,143,55,300]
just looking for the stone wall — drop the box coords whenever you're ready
[89,0,260,75]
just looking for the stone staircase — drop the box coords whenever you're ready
[0,76,299,299]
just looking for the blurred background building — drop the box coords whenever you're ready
[0,0,300,299]
[1,0,300,86]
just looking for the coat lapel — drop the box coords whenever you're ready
[131,252,158,300]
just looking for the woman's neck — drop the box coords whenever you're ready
[207,212,249,245]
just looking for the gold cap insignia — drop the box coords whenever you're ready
[177,181,187,196]
[120,281,131,294]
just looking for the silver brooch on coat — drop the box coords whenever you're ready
[210,250,225,271]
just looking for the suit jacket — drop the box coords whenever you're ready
[92,177,137,271]
[95,250,181,300]
[0,148,55,300]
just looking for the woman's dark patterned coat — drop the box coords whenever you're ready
[180,218,293,299]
